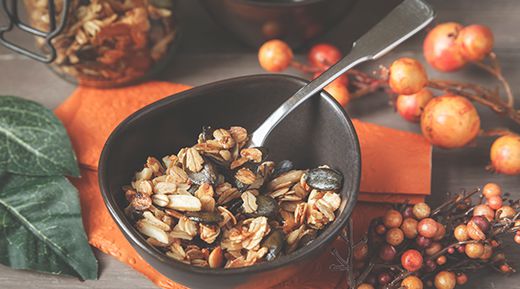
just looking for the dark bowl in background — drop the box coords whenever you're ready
[98,74,361,289]
[199,0,357,48]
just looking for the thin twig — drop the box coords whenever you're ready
[473,52,515,107]
[427,80,520,126]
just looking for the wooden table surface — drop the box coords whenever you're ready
[0,0,519,288]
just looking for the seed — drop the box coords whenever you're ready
[185,211,224,224]
[167,195,202,211]
[136,167,153,180]
[304,167,343,191]
[142,211,171,231]
[268,170,304,190]
[219,150,232,161]
[154,182,177,194]
[136,220,169,244]
[152,194,169,207]
[208,247,224,268]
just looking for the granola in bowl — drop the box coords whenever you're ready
[24,0,177,87]
[124,126,344,268]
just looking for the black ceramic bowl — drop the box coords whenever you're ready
[199,0,357,48]
[99,74,360,289]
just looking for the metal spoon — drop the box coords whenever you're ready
[250,0,435,147]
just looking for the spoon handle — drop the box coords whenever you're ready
[250,0,434,147]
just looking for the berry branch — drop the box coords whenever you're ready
[331,183,520,289]
[257,21,520,176]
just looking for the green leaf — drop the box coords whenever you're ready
[0,174,98,280]
[0,96,80,177]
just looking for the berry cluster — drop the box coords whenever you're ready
[257,22,520,176]
[258,41,385,107]
[333,183,519,289]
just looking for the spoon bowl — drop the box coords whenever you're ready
[99,74,360,289]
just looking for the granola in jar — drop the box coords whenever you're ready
[124,126,345,268]
[24,0,177,87]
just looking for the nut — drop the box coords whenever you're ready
[167,195,202,211]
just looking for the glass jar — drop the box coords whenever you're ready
[4,0,178,87]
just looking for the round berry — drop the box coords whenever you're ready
[401,249,423,272]
[416,235,433,248]
[436,255,447,265]
[434,271,456,289]
[424,259,437,272]
[421,95,481,149]
[490,134,520,175]
[354,243,369,261]
[379,244,397,262]
[375,224,387,235]
[324,79,351,106]
[466,220,486,241]
[473,204,495,221]
[497,205,516,219]
[413,202,431,219]
[471,216,490,232]
[378,272,392,285]
[457,24,494,61]
[434,223,446,241]
[357,284,375,289]
[423,22,466,72]
[396,88,433,123]
[403,206,414,218]
[418,218,439,238]
[389,58,428,95]
[480,244,493,260]
[308,43,342,69]
[426,242,442,256]
[401,218,419,239]
[401,275,424,289]
[483,183,502,198]
[384,209,403,228]
[258,39,293,72]
[456,273,468,285]
[500,264,513,273]
[386,228,405,246]
[487,195,503,210]
[514,234,520,244]
[465,243,485,259]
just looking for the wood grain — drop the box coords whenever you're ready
[0,0,519,288]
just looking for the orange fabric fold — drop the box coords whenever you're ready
[55,81,432,289]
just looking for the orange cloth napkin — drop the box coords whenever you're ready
[55,81,431,289]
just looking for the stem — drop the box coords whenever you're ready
[427,80,520,126]
[431,189,480,217]
[473,52,515,107]
[289,60,321,73]
[350,80,387,99]
[481,128,517,137]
